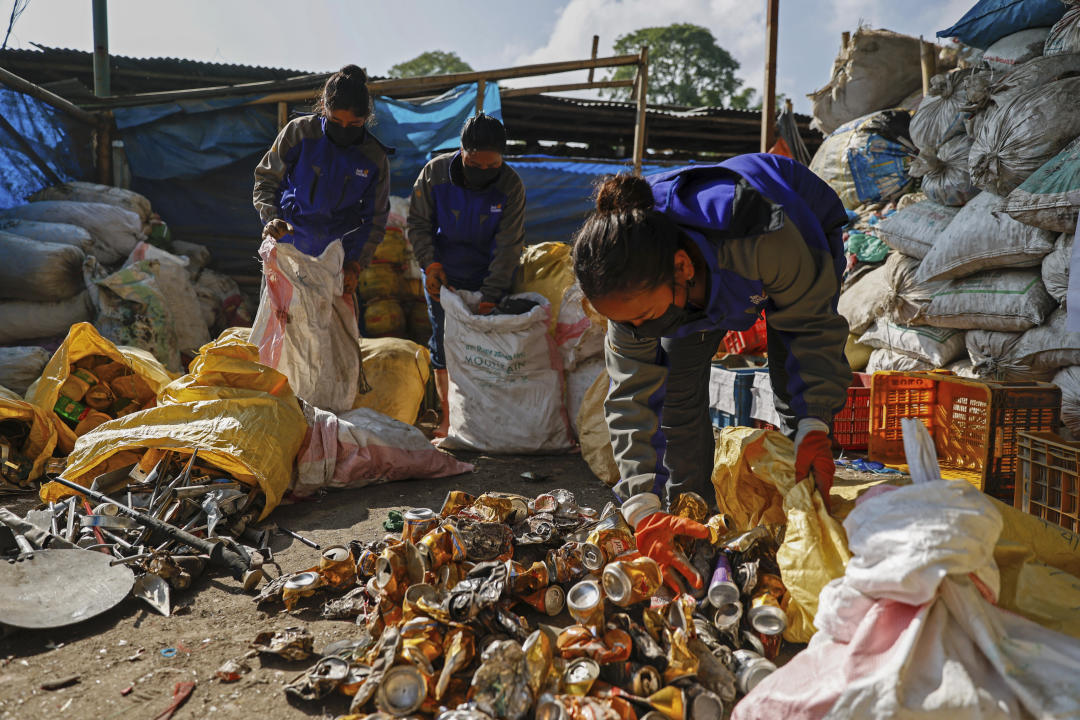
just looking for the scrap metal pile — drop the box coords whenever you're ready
[249,489,791,720]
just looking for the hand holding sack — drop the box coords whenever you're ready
[342,260,363,297]
[794,418,834,512]
[623,493,710,593]
[424,262,448,301]
[262,219,293,240]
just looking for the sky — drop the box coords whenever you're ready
[3,0,975,113]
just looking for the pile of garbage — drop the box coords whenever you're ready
[243,488,791,719]
[357,197,430,343]
[815,4,1080,438]
[0,180,252,375]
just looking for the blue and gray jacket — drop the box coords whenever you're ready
[253,114,391,264]
[407,151,526,302]
[606,153,852,497]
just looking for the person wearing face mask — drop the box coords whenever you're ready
[252,64,391,300]
[571,154,851,571]
[407,113,526,438]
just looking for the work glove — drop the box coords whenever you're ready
[794,418,834,512]
[342,260,363,296]
[262,219,293,240]
[425,262,449,301]
[623,493,709,594]
[477,301,497,315]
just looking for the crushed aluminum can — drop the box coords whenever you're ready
[251,626,314,661]
[670,492,709,523]
[400,615,444,665]
[513,512,557,545]
[535,693,625,720]
[339,663,374,697]
[436,626,475,700]
[402,507,440,543]
[712,600,743,634]
[440,490,476,517]
[732,649,777,695]
[735,558,760,596]
[322,586,373,620]
[319,544,357,590]
[522,628,554,698]
[403,582,439,620]
[284,656,350,701]
[747,587,787,636]
[601,555,662,607]
[707,551,740,608]
[549,489,596,521]
[633,664,663,697]
[450,518,515,562]
[471,640,532,720]
[417,523,468,570]
[510,560,551,596]
[720,525,771,554]
[519,584,566,617]
[645,685,687,720]
[705,513,735,545]
[562,657,600,696]
[580,512,635,571]
[686,684,725,720]
[546,542,588,584]
[758,631,782,661]
[530,493,559,516]
[281,571,324,611]
[663,627,699,684]
[374,663,427,716]
[566,579,605,629]
[437,710,497,720]
[375,541,424,602]
[469,492,531,524]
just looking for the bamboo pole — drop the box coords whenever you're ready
[920,37,936,97]
[276,101,288,130]
[632,46,649,176]
[500,79,632,98]
[0,66,100,124]
[96,112,113,186]
[476,79,486,115]
[760,0,779,153]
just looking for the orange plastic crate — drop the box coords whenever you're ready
[834,372,872,450]
[869,371,1060,500]
[1015,432,1080,533]
[722,314,767,355]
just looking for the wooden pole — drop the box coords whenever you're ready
[500,79,633,98]
[0,66,100,125]
[96,112,113,186]
[92,0,110,98]
[632,46,649,176]
[276,101,288,130]
[841,31,850,49]
[920,37,936,97]
[587,35,599,82]
[761,0,779,153]
[476,79,486,115]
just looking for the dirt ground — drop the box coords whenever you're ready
[0,447,617,720]
[0,433,888,720]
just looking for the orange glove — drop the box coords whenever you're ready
[795,419,835,512]
[425,262,448,301]
[342,260,363,296]
[477,301,497,315]
[634,511,710,594]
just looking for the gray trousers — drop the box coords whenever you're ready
[658,327,796,509]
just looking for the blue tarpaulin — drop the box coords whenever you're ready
[0,86,92,209]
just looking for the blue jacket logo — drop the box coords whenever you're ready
[490,204,503,213]
[355,168,369,177]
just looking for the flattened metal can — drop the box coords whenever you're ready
[566,578,605,629]
[374,664,427,716]
[562,657,600,696]
[601,556,662,607]
[319,545,356,590]
[581,512,635,571]
[401,507,440,543]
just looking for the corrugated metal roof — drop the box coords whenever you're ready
[511,93,814,124]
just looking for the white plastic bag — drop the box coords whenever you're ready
[837,263,891,335]
[30,181,152,223]
[980,26,1050,71]
[294,405,473,497]
[883,252,947,326]
[0,201,143,265]
[249,238,361,414]
[876,201,960,259]
[924,268,1057,331]
[858,320,966,367]
[0,347,50,396]
[908,134,979,207]
[0,218,93,254]
[1042,232,1073,304]
[440,289,573,453]
[124,243,209,353]
[1052,366,1080,436]
[1014,306,1080,370]
[915,191,1055,283]
[0,292,92,345]
[865,347,934,374]
[0,231,85,302]
[566,356,605,438]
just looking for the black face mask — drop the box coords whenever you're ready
[462,163,501,189]
[627,303,687,339]
[325,121,365,146]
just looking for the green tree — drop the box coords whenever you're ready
[388,51,473,78]
[604,24,745,107]
[728,89,790,112]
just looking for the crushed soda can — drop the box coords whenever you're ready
[323,586,375,620]
[418,523,468,570]
[566,579,605,630]
[319,544,357,590]
[602,555,662,607]
[662,627,699,684]
[522,628,554,697]
[376,541,425,602]
[449,518,515,562]
[519,585,566,617]
[513,512,557,545]
[285,656,350,701]
[510,560,551,596]
[281,571,324,611]
[470,639,532,720]
[705,513,735,545]
[251,626,314,661]
[468,492,531,524]
[546,542,588,584]
[535,693,625,720]
[707,551,739,608]
[712,600,743,634]
[374,663,427,716]
[437,626,476,700]
[581,511,635,571]
[441,490,476,517]
[747,574,787,636]
[562,657,600,696]
[732,649,777,694]
[402,507,440,543]
[720,525,771,554]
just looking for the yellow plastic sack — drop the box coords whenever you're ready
[364,298,406,337]
[844,332,872,371]
[0,385,57,483]
[358,264,402,300]
[511,242,574,333]
[40,335,306,519]
[373,228,408,264]
[26,322,175,455]
[352,337,431,425]
[711,427,852,643]
[577,368,619,486]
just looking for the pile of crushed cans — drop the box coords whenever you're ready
[247,489,790,720]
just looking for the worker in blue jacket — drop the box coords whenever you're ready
[572,154,851,572]
[408,114,526,438]
[253,64,391,298]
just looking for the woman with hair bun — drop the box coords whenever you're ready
[573,154,851,589]
[253,64,391,297]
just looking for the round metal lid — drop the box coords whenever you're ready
[0,549,134,629]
